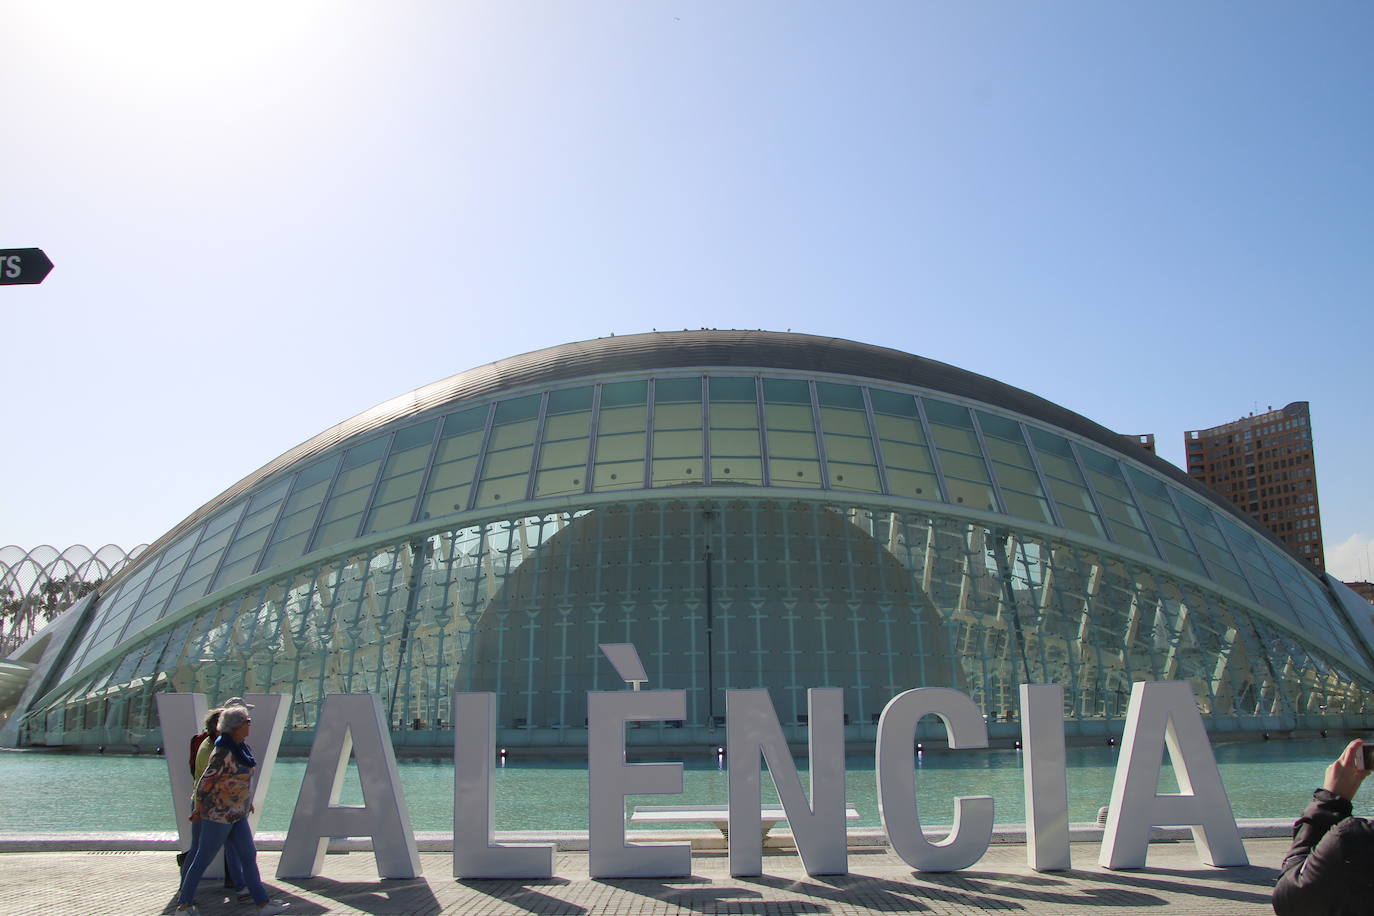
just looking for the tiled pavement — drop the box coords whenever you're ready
[0,838,1287,915]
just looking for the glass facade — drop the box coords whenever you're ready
[17,357,1374,749]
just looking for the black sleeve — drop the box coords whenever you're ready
[1273,789,1374,915]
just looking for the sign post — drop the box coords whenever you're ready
[0,248,54,286]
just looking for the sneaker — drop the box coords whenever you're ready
[175,906,202,916]
[257,903,290,916]
[236,888,253,903]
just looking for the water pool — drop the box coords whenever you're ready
[0,738,1347,834]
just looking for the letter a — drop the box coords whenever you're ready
[1099,681,1247,869]
[279,693,422,879]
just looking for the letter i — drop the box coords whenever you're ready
[1020,684,1070,871]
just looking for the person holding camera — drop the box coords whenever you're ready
[1273,738,1374,914]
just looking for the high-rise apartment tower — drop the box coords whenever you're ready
[1185,402,1324,571]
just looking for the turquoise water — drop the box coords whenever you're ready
[0,739,1344,834]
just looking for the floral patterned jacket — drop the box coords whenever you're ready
[192,742,253,824]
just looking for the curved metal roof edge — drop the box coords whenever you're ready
[110,329,1324,591]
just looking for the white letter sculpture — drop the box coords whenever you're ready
[452,692,553,878]
[726,688,847,877]
[1020,684,1070,871]
[157,693,210,867]
[158,692,290,878]
[587,689,689,878]
[278,693,421,879]
[876,687,994,871]
[1099,681,1248,869]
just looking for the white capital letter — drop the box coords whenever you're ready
[452,692,553,878]
[876,687,993,871]
[587,690,689,878]
[157,693,208,855]
[279,693,421,879]
[726,688,847,877]
[1020,684,1070,871]
[1099,681,1247,869]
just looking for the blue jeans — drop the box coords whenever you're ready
[184,817,246,888]
[177,818,268,906]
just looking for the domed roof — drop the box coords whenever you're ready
[144,330,1282,573]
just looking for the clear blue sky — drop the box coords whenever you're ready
[4,2,1371,580]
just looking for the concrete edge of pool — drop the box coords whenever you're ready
[0,819,1295,852]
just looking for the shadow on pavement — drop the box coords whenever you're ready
[596,878,785,914]
[276,874,441,915]
[1068,865,1279,906]
[457,877,589,915]
[739,873,940,911]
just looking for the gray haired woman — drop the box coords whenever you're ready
[174,705,288,916]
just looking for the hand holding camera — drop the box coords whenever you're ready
[1323,739,1372,801]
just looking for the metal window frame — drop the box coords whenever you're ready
[582,384,603,495]
[755,376,770,488]
[912,396,951,504]
[700,375,712,486]
[255,453,345,574]
[966,411,1008,515]
[1065,440,1124,550]
[860,386,891,497]
[643,377,657,488]
[407,418,447,526]
[1017,420,1064,529]
[523,392,552,502]
[462,403,499,513]
[1115,463,1170,565]
[807,379,832,490]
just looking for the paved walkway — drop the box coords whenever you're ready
[0,838,1287,915]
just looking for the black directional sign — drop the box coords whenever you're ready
[0,248,55,286]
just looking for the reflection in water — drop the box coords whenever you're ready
[0,737,1345,833]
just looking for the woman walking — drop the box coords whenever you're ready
[174,703,288,916]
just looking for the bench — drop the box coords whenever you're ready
[629,804,860,842]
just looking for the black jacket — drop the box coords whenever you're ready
[1273,789,1374,914]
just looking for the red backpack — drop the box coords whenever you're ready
[188,731,209,776]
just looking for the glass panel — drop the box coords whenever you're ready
[364,419,439,535]
[163,503,247,616]
[651,378,703,487]
[763,378,820,488]
[1026,427,1107,539]
[870,388,937,500]
[829,464,881,492]
[762,378,809,404]
[707,377,763,485]
[539,440,587,469]
[592,381,647,491]
[817,383,880,494]
[262,455,342,567]
[1217,517,1291,614]
[593,460,643,491]
[116,529,199,641]
[474,446,534,508]
[1078,447,1157,558]
[1173,491,1254,600]
[312,437,389,549]
[210,477,291,591]
[977,411,1055,526]
[923,399,995,511]
[535,387,594,497]
[1123,466,1204,575]
[944,476,997,510]
[471,396,541,509]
